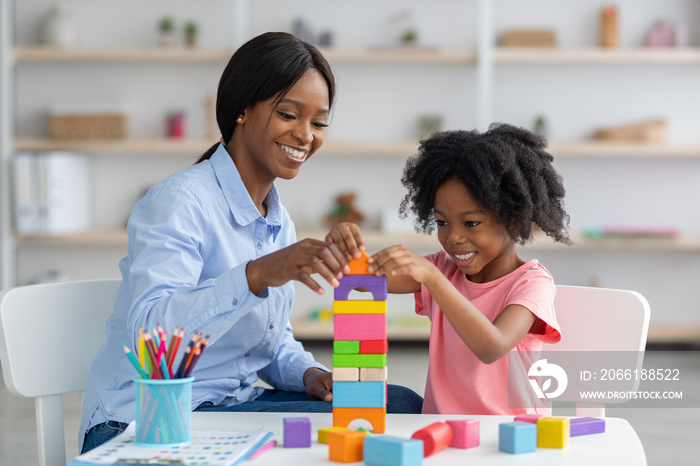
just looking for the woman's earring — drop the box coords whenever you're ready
[236,117,243,123]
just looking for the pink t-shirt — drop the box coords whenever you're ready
[416,251,561,415]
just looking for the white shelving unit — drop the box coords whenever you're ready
[2,0,700,341]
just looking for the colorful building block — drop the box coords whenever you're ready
[328,429,368,463]
[360,340,388,354]
[446,419,479,449]
[364,435,423,466]
[333,407,386,434]
[332,367,360,382]
[360,366,388,382]
[514,414,543,424]
[347,250,372,275]
[411,422,453,457]
[334,274,387,301]
[499,421,537,454]
[283,417,311,448]
[334,300,387,314]
[333,381,386,408]
[334,340,360,354]
[333,353,387,368]
[334,314,387,341]
[570,417,605,437]
[318,426,350,444]
[537,417,570,448]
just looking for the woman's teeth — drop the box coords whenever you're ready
[280,144,306,160]
[455,252,476,260]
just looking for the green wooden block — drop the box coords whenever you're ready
[334,340,360,354]
[333,353,387,368]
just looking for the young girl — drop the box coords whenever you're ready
[328,123,571,415]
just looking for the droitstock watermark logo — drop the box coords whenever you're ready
[508,350,699,409]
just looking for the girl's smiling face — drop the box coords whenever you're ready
[236,68,330,183]
[434,178,523,283]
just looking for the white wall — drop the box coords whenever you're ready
[9,0,700,329]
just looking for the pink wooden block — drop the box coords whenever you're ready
[514,414,544,424]
[334,314,386,341]
[446,419,479,449]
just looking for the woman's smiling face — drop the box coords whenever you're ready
[237,68,330,182]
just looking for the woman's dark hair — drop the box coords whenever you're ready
[196,32,335,163]
[399,123,571,245]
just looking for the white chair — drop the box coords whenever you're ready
[544,285,651,417]
[0,279,121,466]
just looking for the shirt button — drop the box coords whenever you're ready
[269,324,274,329]
[256,242,262,249]
[245,353,250,357]
[232,298,238,305]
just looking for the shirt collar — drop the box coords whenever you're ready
[210,144,283,239]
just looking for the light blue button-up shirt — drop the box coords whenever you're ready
[79,144,327,449]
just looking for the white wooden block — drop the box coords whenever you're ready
[360,366,387,382]
[333,367,359,382]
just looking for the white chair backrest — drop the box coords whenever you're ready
[0,279,120,466]
[544,285,651,417]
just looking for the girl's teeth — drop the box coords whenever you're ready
[281,144,306,160]
[456,252,475,260]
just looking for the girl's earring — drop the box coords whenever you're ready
[236,117,243,123]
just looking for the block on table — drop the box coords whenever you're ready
[537,417,570,448]
[360,366,388,382]
[364,435,423,466]
[446,419,479,449]
[328,429,368,463]
[570,417,605,436]
[283,417,311,448]
[411,422,453,457]
[318,426,350,444]
[499,421,537,454]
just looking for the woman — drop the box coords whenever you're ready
[80,32,422,453]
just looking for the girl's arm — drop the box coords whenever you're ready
[369,245,537,364]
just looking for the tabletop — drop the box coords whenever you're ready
[69,412,646,466]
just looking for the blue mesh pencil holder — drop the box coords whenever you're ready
[134,377,194,446]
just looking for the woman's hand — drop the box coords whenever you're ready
[368,245,439,285]
[325,222,365,262]
[303,367,333,402]
[246,238,349,295]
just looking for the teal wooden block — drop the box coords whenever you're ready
[499,421,537,454]
[333,381,386,408]
[364,435,423,466]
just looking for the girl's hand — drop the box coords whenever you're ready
[325,222,365,261]
[246,238,349,295]
[303,367,333,402]
[368,245,438,284]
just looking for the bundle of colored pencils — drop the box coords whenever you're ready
[122,325,209,379]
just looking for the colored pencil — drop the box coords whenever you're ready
[249,440,277,459]
[138,329,148,373]
[167,327,184,371]
[175,344,192,379]
[183,346,201,378]
[143,333,164,379]
[122,344,150,379]
[165,327,178,363]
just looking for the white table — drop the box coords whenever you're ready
[187,412,646,465]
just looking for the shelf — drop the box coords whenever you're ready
[548,141,700,158]
[14,137,419,157]
[320,47,476,64]
[297,229,440,250]
[15,228,128,246]
[520,233,700,252]
[14,46,232,63]
[493,47,700,65]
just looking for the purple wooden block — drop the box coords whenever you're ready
[334,274,387,301]
[570,417,605,437]
[283,417,312,447]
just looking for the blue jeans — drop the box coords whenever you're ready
[81,384,423,453]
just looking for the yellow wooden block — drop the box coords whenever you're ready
[360,366,388,382]
[333,300,387,314]
[537,417,570,448]
[318,426,350,444]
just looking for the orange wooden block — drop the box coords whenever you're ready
[328,429,368,463]
[347,251,372,275]
[333,407,386,434]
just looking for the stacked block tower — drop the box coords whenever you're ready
[332,251,388,434]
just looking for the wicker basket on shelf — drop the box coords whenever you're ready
[49,113,127,140]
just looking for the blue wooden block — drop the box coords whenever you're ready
[364,435,423,466]
[570,417,605,436]
[333,381,386,408]
[499,421,537,454]
[334,274,387,301]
